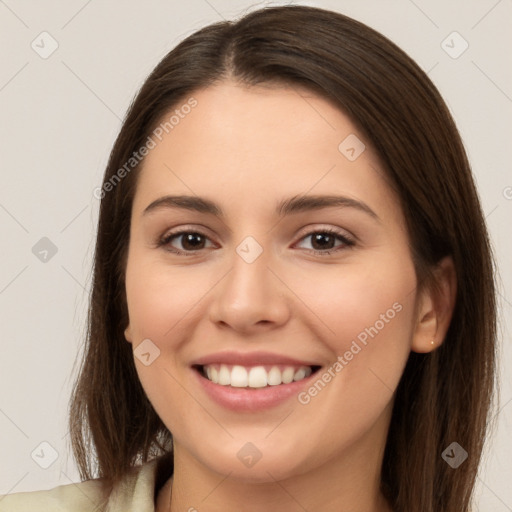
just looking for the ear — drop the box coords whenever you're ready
[411,256,457,353]
[124,324,133,344]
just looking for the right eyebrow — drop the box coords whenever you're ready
[142,195,223,218]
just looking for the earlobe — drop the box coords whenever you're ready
[124,325,133,343]
[411,256,457,354]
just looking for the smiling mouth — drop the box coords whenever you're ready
[193,364,322,389]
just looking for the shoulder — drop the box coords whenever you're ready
[0,477,110,511]
[0,457,163,512]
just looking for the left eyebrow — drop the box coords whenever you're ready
[142,194,380,222]
[277,194,380,222]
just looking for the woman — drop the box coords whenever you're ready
[0,5,496,512]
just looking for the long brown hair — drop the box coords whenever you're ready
[69,6,497,511]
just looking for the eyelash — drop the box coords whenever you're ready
[156,227,355,257]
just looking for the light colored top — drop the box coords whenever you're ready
[0,458,165,512]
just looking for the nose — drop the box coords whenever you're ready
[208,244,291,334]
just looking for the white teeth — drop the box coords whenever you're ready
[230,365,248,387]
[267,366,282,386]
[248,366,267,388]
[202,364,314,388]
[218,365,230,385]
[281,367,295,384]
[293,368,306,381]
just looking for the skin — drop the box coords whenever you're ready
[124,81,456,512]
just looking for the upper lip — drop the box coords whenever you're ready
[192,351,321,368]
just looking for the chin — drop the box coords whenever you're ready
[189,440,314,483]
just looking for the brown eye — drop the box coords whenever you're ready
[178,233,207,250]
[159,230,214,255]
[296,229,355,255]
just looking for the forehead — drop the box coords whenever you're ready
[132,81,401,226]
[146,82,362,166]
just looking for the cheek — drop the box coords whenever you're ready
[124,256,205,343]
[124,257,214,411]
[123,257,205,434]
[288,255,416,447]
[292,253,417,349]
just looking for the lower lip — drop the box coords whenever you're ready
[193,368,318,412]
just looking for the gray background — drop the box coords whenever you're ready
[0,0,510,509]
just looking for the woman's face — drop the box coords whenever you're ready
[124,81,423,482]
